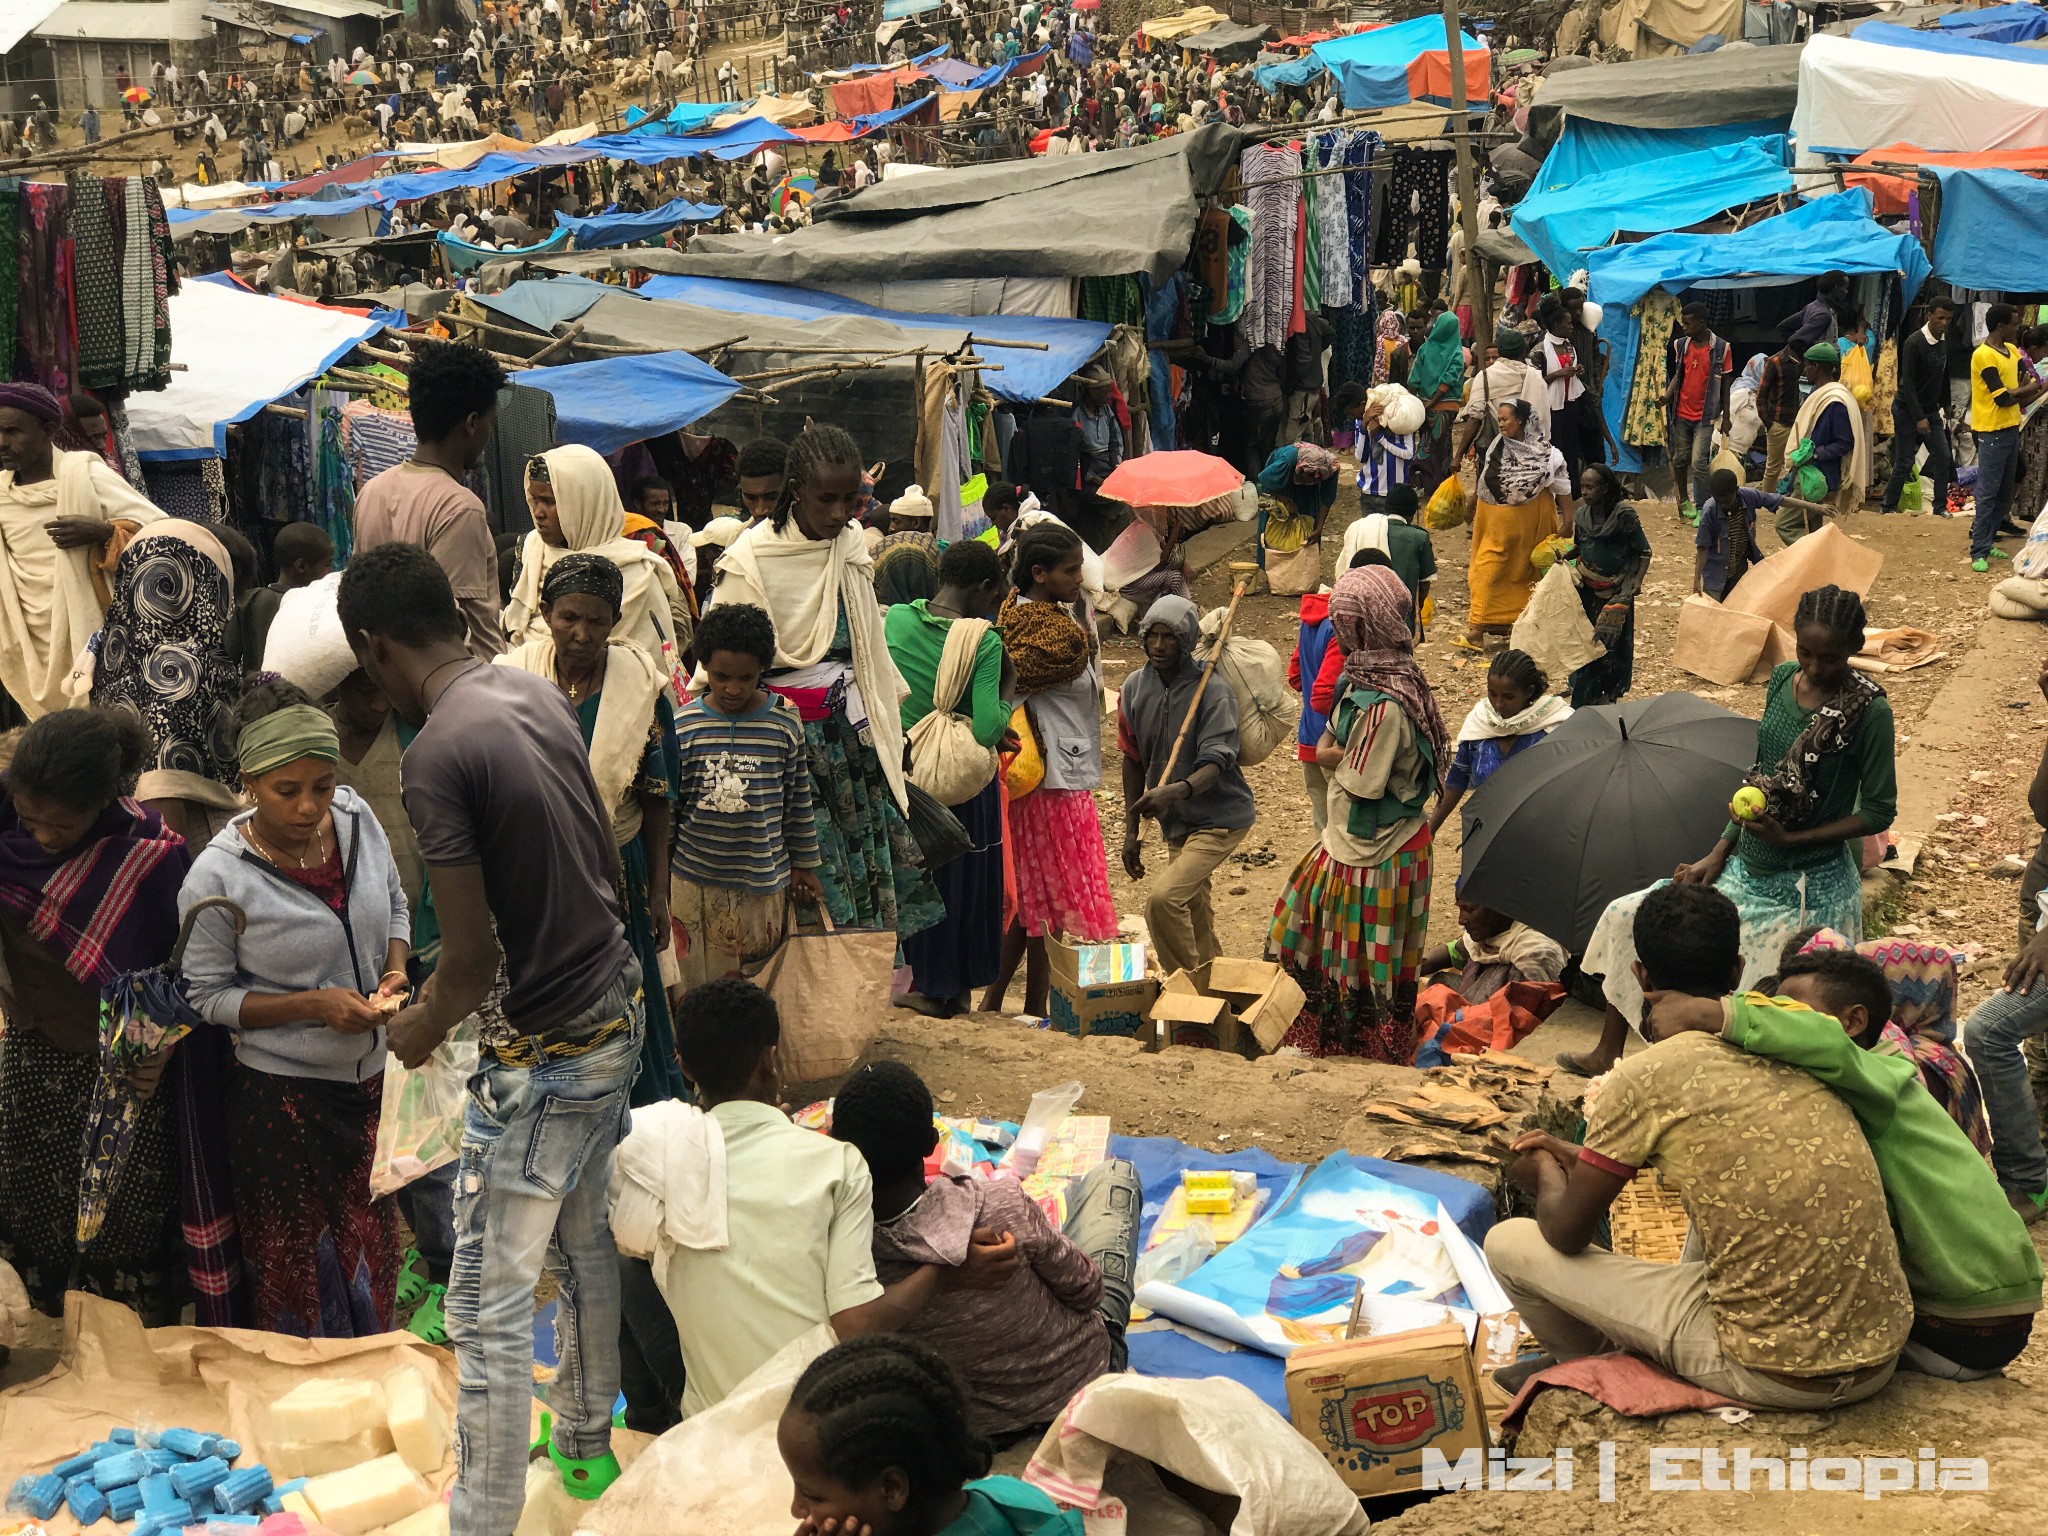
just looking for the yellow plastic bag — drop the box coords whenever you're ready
[1423,473,1468,531]
[1003,704,1044,798]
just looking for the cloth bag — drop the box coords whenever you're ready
[370,1029,480,1197]
[1195,609,1292,767]
[1412,979,1567,1062]
[905,616,999,806]
[1509,563,1603,684]
[744,902,894,1083]
[1263,538,1322,596]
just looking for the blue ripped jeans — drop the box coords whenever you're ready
[448,966,643,1536]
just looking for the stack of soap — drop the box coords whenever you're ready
[265,1380,395,1482]
[301,1454,433,1536]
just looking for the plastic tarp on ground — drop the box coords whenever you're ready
[1526,44,1803,140]
[1588,190,1930,473]
[1794,31,2048,155]
[518,349,742,455]
[165,189,386,236]
[1928,165,2048,291]
[555,197,724,248]
[661,124,1240,285]
[126,277,385,459]
[1512,136,1792,277]
[1536,114,1791,192]
[636,273,1108,400]
[1845,140,2048,213]
[1311,15,1488,110]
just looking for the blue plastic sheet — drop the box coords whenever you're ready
[1312,16,1484,110]
[661,98,738,128]
[437,226,569,273]
[1511,137,1792,278]
[932,46,1051,91]
[1938,1,2048,41]
[1253,53,1327,89]
[165,190,386,229]
[1852,20,2048,63]
[1929,166,2048,291]
[883,0,940,16]
[1537,116,1791,194]
[636,274,1110,401]
[555,196,724,248]
[472,275,617,332]
[1589,191,1930,472]
[519,350,742,455]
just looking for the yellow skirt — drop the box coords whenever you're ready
[1468,489,1560,627]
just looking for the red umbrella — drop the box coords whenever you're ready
[1073,0,1100,9]
[1098,450,1244,508]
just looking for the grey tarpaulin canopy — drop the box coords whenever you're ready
[659,124,1244,285]
[1526,44,1804,144]
[1178,22,1274,55]
[1476,225,1538,267]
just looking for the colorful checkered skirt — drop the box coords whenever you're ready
[1269,826,1432,1061]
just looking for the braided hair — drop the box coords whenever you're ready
[1487,648,1548,703]
[785,1336,992,1509]
[1794,584,1866,650]
[771,422,865,534]
[1010,519,1081,596]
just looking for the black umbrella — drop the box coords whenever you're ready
[1456,692,1758,952]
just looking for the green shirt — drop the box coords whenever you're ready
[1725,994,2043,1320]
[941,1478,1083,1536]
[1384,519,1438,623]
[883,599,1011,747]
[1731,662,1897,873]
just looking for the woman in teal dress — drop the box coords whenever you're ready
[495,552,686,1105]
[779,1336,1081,1536]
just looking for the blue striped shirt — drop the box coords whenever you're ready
[670,694,822,895]
[1356,428,1416,497]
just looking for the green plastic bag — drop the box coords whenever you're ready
[1900,466,1924,513]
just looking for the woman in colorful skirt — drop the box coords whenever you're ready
[1270,566,1448,1062]
[981,521,1119,1019]
[178,680,410,1337]
[496,549,685,1105]
[703,423,941,941]
[1565,584,1896,1076]
[0,709,190,1323]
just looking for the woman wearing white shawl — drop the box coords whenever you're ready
[702,423,941,940]
[1427,647,1572,834]
[502,444,687,682]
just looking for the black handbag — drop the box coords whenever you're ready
[904,781,971,871]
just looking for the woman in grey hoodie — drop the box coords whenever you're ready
[177,679,412,1337]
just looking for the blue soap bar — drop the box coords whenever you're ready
[7,1473,65,1521]
[108,1429,138,1447]
[211,1468,273,1515]
[142,1449,183,1471]
[213,1440,241,1463]
[207,1517,261,1528]
[67,1478,111,1524]
[157,1428,213,1460]
[140,1473,184,1514]
[168,1457,229,1500]
[95,1451,150,1490]
[53,1448,103,1480]
[107,1481,147,1520]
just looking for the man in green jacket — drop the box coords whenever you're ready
[1645,948,2042,1382]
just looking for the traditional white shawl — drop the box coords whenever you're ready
[1790,378,1871,508]
[709,516,910,814]
[496,632,667,845]
[1455,691,1573,744]
[502,444,683,680]
[0,449,161,719]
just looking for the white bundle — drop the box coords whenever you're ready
[1581,299,1605,331]
[261,570,359,698]
[1367,383,1426,435]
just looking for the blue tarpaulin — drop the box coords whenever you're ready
[1929,165,2048,290]
[1537,115,1791,193]
[438,226,571,272]
[933,46,1051,90]
[519,350,743,455]
[1588,190,1929,473]
[165,190,386,232]
[1937,2,2048,43]
[882,0,940,16]
[1311,15,1484,110]
[1252,53,1326,89]
[661,98,739,128]
[555,196,724,248]
[636,274,1110,401]
[1511,137,1792,278]
[1852,19,2048,63]
[472,276,616,332]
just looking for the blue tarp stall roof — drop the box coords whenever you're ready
[165,190,387,237]
[439,226,571,272]
[519,350,744,455]
[661,98,740,128]
[361,124,804,203]
[634,273,1110,401]
[555,197,724,249]
[1928,165,2048,290]
[1511,136,1793,278]
[1588,189,1930,473]
[1311,15,1484,110]
[828,95,944,138]
[881,0,939,16]
[1852,19,2048,61]
[1253,53,1325,89]
[1939,1,2048,41]
[472,276,616,331]
[933,46,1051,91]
[1536,116,1791,193]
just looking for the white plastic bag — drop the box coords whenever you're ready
[261,570,358,697]
[370,1033,479,1198]
[2015,500,2048,578]
[1510,562,1603,685]
[1196,609,1292,767]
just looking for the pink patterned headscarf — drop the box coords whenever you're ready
[1330,565,1448,765]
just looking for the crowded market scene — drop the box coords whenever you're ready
[3,0,2048,1530]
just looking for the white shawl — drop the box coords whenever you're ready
[496,633,667,845]
[1455,692,1573,744]
[0,450,162,719]
[709,517,910,814]
[1791,379,1871,507]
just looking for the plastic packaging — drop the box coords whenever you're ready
[1133,1223,1217,1292]
[370,1034,480,1197]
[1004,1082,1084,1178]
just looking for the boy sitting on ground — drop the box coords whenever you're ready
[831,1060,1140,1443]
[1487,882,1912,1407]
[1419,896,1567,1003]
[1643,946,2041,1382]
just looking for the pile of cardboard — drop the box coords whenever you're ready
[1047,938,1307,1058]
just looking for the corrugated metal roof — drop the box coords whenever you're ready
[200,1,320,40]
[0,0,67,54]
[33,0,212,42]
[268,0,395,19]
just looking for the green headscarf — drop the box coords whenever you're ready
[1408,312,1466,406]
[237,704,341,779]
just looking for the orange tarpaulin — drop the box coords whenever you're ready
[1406,46,1491,107]
[1846,141,2048,214]
[830,68,918,118]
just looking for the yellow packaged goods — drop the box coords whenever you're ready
[303,1453,434,1536]
[1180,1169,1258,1215]
[269,1376,387,1442]
[384,1364,452,1475]
[1285,1323,1490,1498]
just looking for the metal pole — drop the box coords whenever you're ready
[1441,0,1489,344]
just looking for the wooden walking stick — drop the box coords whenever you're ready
[1135,566,1255,848]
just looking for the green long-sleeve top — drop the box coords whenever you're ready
[884,599,1010,747]
[1724,993,2043,1320]
[1725,662,1897,873]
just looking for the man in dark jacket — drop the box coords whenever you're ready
[1883,295,1958,516]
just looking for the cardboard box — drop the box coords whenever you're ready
[1047,936,1159,1040]
[1146,958,1306,1055]
[1286,1322,1489,1498]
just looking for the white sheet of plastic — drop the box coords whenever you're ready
[126,279,385,459]
[1793,31,2048,156]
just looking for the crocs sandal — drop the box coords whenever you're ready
[407,1282,449,1345]
[529,1410,622,1501]
[396,1247,431,1311]
[1449,636,1486,655]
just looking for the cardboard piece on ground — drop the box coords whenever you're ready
[1286,1321,1491,1498]
[1047,935,1159,1040]
[1671,593,1775,685]
[1146,958,1305,1055]
[1723,519,1884,629]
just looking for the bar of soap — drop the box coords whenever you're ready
[382,1367,450,1476]
[270,1426,397,1481]
[279,1490,318,1522]
[271,1378,387,1443]
[381,1499,450,1536]
[302,1454,432,1536]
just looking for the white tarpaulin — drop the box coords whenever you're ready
[126,278,384,459]
[1794,31,2048,156]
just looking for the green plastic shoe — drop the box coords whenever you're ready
[406,1282,449,1345]
[1973,557,1991,573]
[396,1247,431,1310]
[1679,501,1700,525]
[529,1410,622,1501]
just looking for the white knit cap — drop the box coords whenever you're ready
[890,484,935,522]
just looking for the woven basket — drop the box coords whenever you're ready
[1609,1170,1690,1265]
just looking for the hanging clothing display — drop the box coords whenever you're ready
[310,386,356,564]
[1077,275,1144,328]
[18,182,78,397]
[1342,132,1380,312]
[1242,143,1302,352]
[1308,135,1353,311]
[478,381,557,534]
[19,174,174,397]
[1623,289,1685,451]
[340,399,417,485]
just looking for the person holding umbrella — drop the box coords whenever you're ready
[1563,585,1896,1077]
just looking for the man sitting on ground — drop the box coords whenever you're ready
[1644,946,2040,1382]
[1486,882,1912,1407]
[830,1060,1139,1442]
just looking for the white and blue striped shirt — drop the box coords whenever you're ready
[1355,427,1417,497]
